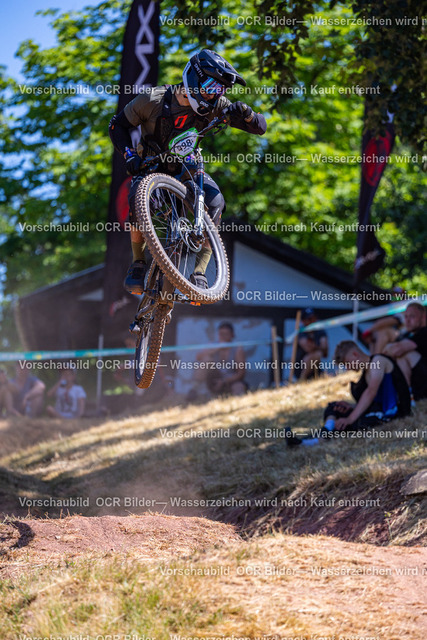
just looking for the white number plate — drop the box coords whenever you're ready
[169,128,199,157]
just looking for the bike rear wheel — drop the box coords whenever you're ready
[134,173,229,303]
[134,304,168,389]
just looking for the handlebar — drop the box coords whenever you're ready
[197,106,230,137]
[140,106,230,170]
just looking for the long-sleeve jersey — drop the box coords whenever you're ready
[109,84,267,159]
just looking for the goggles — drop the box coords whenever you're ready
[200,77,226,97]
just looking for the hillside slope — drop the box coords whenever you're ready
[1,374,426,638]
[1,373,426,544]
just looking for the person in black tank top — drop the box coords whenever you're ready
[382,302,427,400]
[285,340,411,447]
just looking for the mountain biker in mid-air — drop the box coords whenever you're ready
[109,49,267,294]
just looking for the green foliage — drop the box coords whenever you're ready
[0,0,425,318]
[351,0,426,153]
[163,1,426,290]
[172,0,426,153]
[0,1,131,295]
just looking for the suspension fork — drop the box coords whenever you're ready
[193,149,206,238]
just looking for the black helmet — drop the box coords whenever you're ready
[182,49,246,116]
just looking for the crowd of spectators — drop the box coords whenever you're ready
[0,362,86,419]
[1,302,425,431]
[287,301,427,446]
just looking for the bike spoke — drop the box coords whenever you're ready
[149,185,221,288]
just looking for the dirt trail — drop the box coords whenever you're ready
[1,516,426,637]
[212,535,427,638]
[0,514,241,572]
[1,407,426,638]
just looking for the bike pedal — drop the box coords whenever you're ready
[129,321,141,334]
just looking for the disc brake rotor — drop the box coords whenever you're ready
[177,217,203,252]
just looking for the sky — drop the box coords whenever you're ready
[0,2,101,304]
[0,1,100,80]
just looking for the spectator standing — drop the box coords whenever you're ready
[295,308,328,381]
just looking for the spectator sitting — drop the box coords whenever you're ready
[0,368,21,417]
[361,315,404,354]
[187,322,247,400]
[286,340,411,446]
[294,308,328,381]
[383,302,426,357]
[382,302,427,400]
[361,287,407,353]
[395,347,427,401]
[9,362,45,417]
[46,367,86,419]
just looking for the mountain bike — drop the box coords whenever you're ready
[129,109,230,388]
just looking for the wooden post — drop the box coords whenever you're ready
[271,325,280,389]
[352,297,359,341]
[288,310,301,383]
[96,333,104,412]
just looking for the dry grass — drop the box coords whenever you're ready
[1,533,426,639]
[0,373,426,637]
[1,373,426,544]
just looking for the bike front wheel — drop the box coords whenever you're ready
[134,173,229,303]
